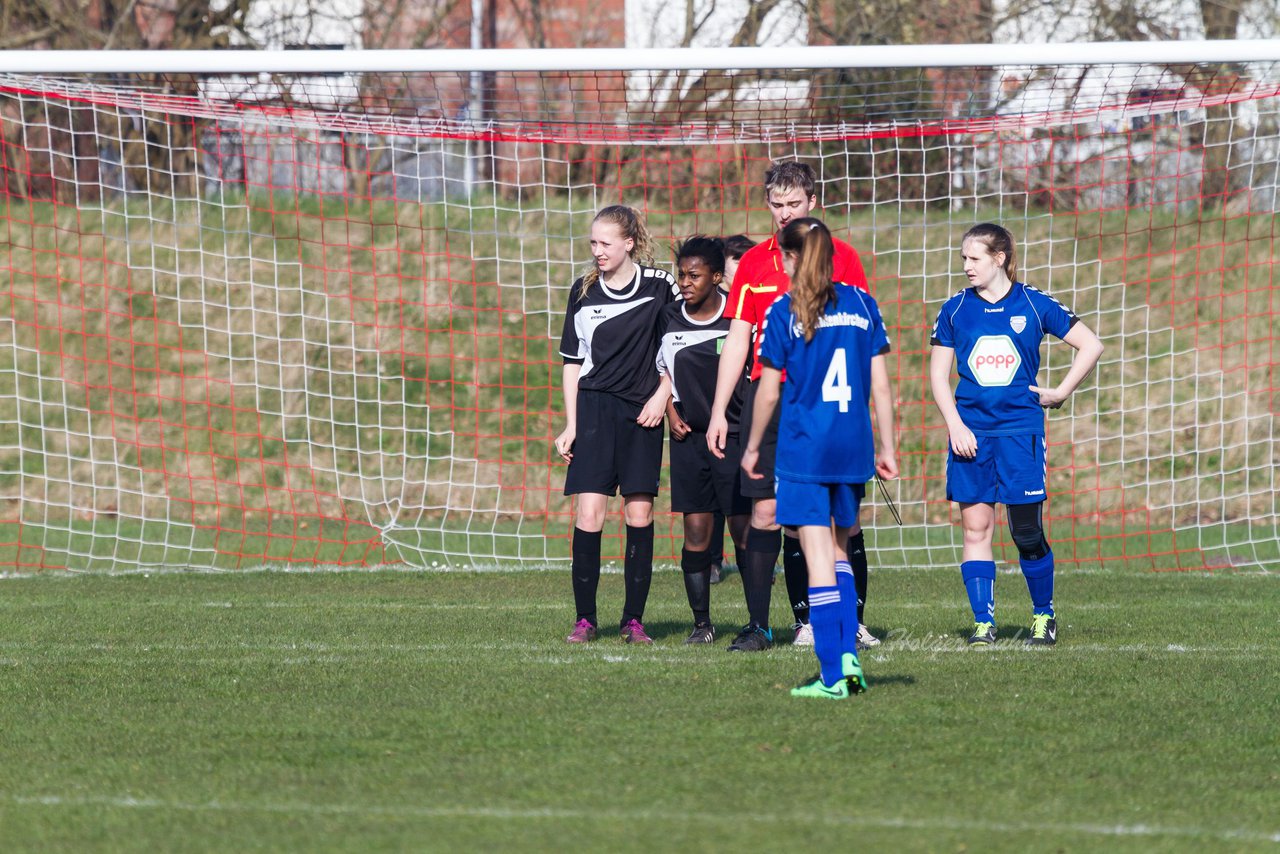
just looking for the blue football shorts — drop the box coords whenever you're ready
[946,433,1047,506]
[775,480,866,529]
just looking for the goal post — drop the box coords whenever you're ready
[0,43,1277,572]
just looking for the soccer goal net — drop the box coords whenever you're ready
[0,43,1277,572]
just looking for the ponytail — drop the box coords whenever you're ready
[778,217,836,342]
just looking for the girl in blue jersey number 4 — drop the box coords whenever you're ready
[742,218,899,699]
[930,223,1103,647]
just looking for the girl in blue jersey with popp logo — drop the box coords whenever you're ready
[930,223,1103,647]
[742,218,898,699]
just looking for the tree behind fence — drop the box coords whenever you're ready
[0,57,1277,572]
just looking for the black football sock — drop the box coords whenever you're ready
[571,527,602,626]
[709,513,726,567]
[621,523,655,626]
[848,530,869,624]
[681,546,714,625]
[782,534,810,625]
[741,525,782,629]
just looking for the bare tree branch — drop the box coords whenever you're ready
[102,0,140,50]
[0,24,61,49]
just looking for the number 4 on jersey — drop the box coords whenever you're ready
[822,348,852,413]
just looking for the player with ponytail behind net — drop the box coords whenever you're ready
[930,224,1104,646]
[743,218,898,699]
[708,161,876,653]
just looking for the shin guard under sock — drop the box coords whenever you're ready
[1020,552,1055,616]
[835,561,859,656]
[621,523,654,626]
[742,526,782,628]
[808,585,844,687]
[960,559,997,624]
[847,530,869,625]
[681,546,714,625]
[782,535,810,625]
[571,528,603,625]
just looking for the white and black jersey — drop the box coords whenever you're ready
[559,265,678,406]
[656,294,746,433]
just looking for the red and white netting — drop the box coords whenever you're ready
[0,46,1277,571]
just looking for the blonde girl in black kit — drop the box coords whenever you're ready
[556,205,677,644]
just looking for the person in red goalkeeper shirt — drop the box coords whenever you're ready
[706,160,879,653]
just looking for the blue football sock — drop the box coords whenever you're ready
[808,585,843,687]
[834,560,859,656]
[960,560,997,624]
[1020,552,1055,616]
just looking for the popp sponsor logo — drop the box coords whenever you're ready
[967,335,1020,386]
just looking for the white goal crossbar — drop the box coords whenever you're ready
[1,40,1279,74]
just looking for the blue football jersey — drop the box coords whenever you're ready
[757,284,891,484]
[930,281,1079,437]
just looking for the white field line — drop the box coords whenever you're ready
[0,600,1141,612]
[0,600,571,611]
[0,654,720,669]
[0,639,1273,659]
[2,564,1276,581]
[4,793,1278,844]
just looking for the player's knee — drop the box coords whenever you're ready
[576,505,606,532]
[750,501,779,531]
[961,520,993,546]
[682,514,714,551]
[1008,504,1050,561]
[960,506,995,544]
[622,500,653,528]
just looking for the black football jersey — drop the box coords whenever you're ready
[656,295,746,433]
[559,265,678,406]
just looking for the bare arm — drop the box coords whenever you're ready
[929,345,977,458]
[869,354,898,479]
[1030,321,1105,409]
[706,318,753,459]
[554,363,581,462]
[741,365,781,479]
[637,374,672,428]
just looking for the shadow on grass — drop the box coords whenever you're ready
[635,618,713,643]
[949,624,1031,643]
[864,673,917,689]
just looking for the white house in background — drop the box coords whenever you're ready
[622,0,811,113]
[228,0,364,49]
[202,0,364,106]
[625,0,806,48]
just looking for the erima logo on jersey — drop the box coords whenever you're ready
[967,335,1021,386]
[1011,315,1027,333]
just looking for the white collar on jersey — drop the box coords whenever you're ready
[598,265,642,300]
[681,292,726,326]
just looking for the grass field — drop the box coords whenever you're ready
[1,564,1278,852]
